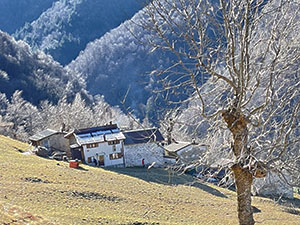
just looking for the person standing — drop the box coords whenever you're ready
[93,156,97,166]
[142,158,145,167]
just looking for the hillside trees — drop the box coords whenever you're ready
[0,30,87,105]
[140,0,300,224]
[66,6,186,119]
[0,91,137,141]
[14,0,146,65]
[2,91,39,140]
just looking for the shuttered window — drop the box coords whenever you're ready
[109,153,123,160]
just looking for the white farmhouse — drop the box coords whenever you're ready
[123,128,165,167]
[65,124,126,167]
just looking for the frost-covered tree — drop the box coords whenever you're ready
[92,95,138,129]
[0,92,8,115]
[66,6,179,119]
[14,0,146,65]
[140,0,300,224]
[35,94,92,131]
[3,90,39,140]
[0,31,87,105]
[0,90,137,141]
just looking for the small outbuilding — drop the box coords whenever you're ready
[164,141,207,163]
[29,129,69,157]
[252,170,294,199]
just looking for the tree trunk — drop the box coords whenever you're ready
[232,164,255,225]
[222,109,255,225]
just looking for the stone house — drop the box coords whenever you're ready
[123,128,165,167]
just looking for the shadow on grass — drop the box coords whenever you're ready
[262,195,300,208]
[77,166,89,171]
[190,182,229,198]
[258,195,300,216]
[279,196,300,207]
[276,196,300,216]
[282,207,300,216]
[104,167,228,199]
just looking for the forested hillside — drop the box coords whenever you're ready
[0,30,86,105]
[7,0,188,119]
[0,0,56,34]
[0,31,139,141]
[14,0,146,65]
[67,9,181,119]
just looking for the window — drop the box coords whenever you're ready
[109,153,123,160]
[87,157,92,163]
[108,140,120,145]
[86,143,99,148]
[112,145,116,152]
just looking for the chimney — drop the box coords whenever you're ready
[167,118,174,145]
[60,123,66,132]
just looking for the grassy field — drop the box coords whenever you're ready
[0,135,299,225]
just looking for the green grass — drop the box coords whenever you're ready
[0,135,299,224]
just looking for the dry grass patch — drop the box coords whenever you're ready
[0,135,299,224]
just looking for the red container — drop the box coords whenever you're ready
[69,160,79,169]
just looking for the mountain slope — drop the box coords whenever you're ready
[67,8,177,118]
[0,30,86,105]
[1,135,299,224]
[0,0,56,34]
[14,0,146,65]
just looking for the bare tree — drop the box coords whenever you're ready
[137,0,300,224]
[4,90,39,140]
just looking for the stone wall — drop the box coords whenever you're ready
[124,143,165,167]
[48,134,69,152]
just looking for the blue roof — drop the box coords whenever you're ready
[123,128,164,145]
[74,124,125,145]
[77,133,92,139]
[75,124,118,135]
[111,128,120,133]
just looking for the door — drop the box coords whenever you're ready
[71,148,83,161]
[98,155,105,166]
